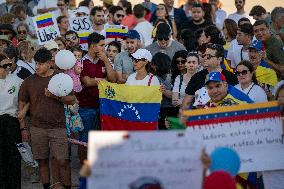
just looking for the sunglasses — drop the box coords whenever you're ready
[156,7,165,10]
[176,59,186,64]
[0,31,11,35]
[235,70,249,76]
[57,3,64,6]
[65,35,77,41]
[157,36,169,41]
[132,58,148,63]
[204,54,217,59]
[18,30,27,34]
[116,14,125,18]
[0,63,12,69]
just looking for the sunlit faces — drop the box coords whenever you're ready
[175,57,186,71]
[186,56,199,72]
[156,4,167,18]
[113,10,125,25]
[65,33,79,48]
[236,30,248,45]
[235,64,253,85]
[92,10,105,25]
[203,48,221,71]
[157,36,170,49]
[248,48,262,66]
[35,61,51,75]
[58,17,69,30]
[253,23,270,41]
[206,81,228,103]
[107,45,119,62]
[126,38,140,54]
[132,58,148,71]
[235,0,245,10]
[163,0,174,7]
[192,7,204,22]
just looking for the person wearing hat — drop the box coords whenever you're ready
[43,40,59,67]
[114,29,141,84]
[76,6,90,17]
[205,71,252,107]
[227,23,253,68]
[126,48,160,86]
[0,34,12,49]
[248,39,278,90]
[146,22,186,60]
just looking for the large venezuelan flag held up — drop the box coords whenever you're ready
[99,81,162,130]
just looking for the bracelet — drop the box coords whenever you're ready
[20,127,28,131]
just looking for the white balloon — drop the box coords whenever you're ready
[48,73,73,97]
[55,50,76,70]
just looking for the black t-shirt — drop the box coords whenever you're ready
[185,69,239,96]
[180,19,213,34]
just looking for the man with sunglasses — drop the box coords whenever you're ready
[108,5,125,25]
[146,23,186,60]
[181,44,238,111]
[228,0,252,24]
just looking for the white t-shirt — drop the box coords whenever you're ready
[0,74,23,117]
[228,12,254,24]
[37,0,57,10]
[126,72,160,86]
[235,83,267,103]
[227,39,246,68]
[172,75,187,100]
[133,21,154,47]
[215,9,227,30]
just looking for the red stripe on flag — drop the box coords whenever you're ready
[101,115,157,130]
[186,111,281,127]
[37,21,54,28]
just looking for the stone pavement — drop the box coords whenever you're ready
[21,145,81,189]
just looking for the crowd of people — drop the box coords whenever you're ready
[0,0,284,188]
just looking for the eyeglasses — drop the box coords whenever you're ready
[57,3,64,6]
[204,54,218,59]
[18,30,27,34]
[156,7,165,10]
[198,54,206,58]
[0,63,12,69]
[235,70,249,76]
[157,36,169,41]
[0,31,11,35]
[116,14,125,18]
[176,59,186,64]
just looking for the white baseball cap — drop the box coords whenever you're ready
[76,6,90,15]
[44,40,59,51]
[131,49,152,62]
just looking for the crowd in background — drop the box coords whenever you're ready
[0,0,284,188]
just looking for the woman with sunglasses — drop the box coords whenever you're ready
[235,60,267,102]
[0,53,23,188]
[172,52,200,107]
[126,49,160,86]
[171,50,188,84]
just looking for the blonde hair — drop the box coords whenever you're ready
[17,41,35,62]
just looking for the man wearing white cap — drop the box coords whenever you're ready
[126,48,160,86]
[76,6,91,17]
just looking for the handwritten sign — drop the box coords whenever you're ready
[184,101,284,173]
[69,16,93,50]
[88,131,203,189]
[105,24,128,39]
[33,13,60,45]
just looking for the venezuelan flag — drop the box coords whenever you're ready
[256,60,278,87]
[105,26,128,39]
[35,13,54,28]
[78,32,91,44]
[99,81,162,130]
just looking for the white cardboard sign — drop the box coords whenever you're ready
[88,131,203,189]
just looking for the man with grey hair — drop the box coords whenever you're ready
[271,6,284,42]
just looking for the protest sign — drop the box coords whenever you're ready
[184,101,284,173]
[33,13,60,45]
[69,16,93,50]
[105,24,128,39]
[88,131,203,189]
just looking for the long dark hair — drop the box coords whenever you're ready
[236,60,258,84]
[151,52,171,78]
[171,50,188,84]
